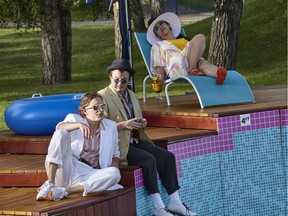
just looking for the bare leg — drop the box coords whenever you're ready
[67,185,85,195]
[198,59,227,84]
[47,163,58,185]
[198,59,218,77]
[187,34,206,69]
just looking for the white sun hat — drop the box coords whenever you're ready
[147,12,181,45]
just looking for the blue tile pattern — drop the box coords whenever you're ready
[220,127,285,216]
[179,154,224,215]
[134,109,287,215]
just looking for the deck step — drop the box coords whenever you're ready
[0,128,217,154]
[0,129,217,187]
[0,154,139,187]
[0,154,46,187]
[144,114,218,130]
[0,186,136,216]
[0,130,49,154]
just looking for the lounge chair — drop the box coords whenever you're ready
[134,31,255,108]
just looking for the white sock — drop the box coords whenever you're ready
[169,190,182,206]
[150,193,165,210]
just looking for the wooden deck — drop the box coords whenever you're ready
[141,85,287,131]
[0,186,136,216]
[0,85,286,216]
[141,85,287,117]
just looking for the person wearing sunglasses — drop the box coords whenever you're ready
[147,12,227,85]
[36,92,122,201]
[98,59,197,216]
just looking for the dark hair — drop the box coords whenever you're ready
[78,92,103,117]
[148,17,156,26]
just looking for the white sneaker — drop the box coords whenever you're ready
[36,180,55,201]
[168,202,197,216]
[48,187,68,201]
[153,207,175,216]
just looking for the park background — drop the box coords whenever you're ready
[0,0,287,130]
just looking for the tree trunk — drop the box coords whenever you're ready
[40,0,64,85]
[151,0,164,18]
[60,8,72,81]
[114,2,122,59]
[208,0,243,70]
[129,0,146,31]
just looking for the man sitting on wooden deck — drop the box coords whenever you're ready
[99,59,197,216]
[36,92,122,201]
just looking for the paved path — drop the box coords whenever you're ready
[72,12,213,26]
[4,12,213,27]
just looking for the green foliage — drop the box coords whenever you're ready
[0,0,111,28]
[0,0,287,130]
[0,0,40,29]
[237,0,287,85]
[71,1,113,21]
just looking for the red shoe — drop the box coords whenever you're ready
[216,67,227,85]
[188,68,205,76]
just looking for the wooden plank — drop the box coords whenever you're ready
[0,154,140,187]
[0,141,49,154]
[0,187,135,216]
[0,154,45,171]
[116,187,136,216]
[75,208,86,216]
[85,206,94,216]
[140,86,287,117]
[96,200,109,216]
[107,197,117,215]
[0,130,51,142]
[38,187,135,216]
[0,173,46,187]
[0,170,135,188]
[119,165,140,186]
[145,127,217,143]
[0,127,216,155]
[144,114,217,130]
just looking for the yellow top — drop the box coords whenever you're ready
[167,38,188,50]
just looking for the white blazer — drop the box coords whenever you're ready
[56,114,120,168]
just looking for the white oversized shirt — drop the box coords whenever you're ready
[56,114,120,169]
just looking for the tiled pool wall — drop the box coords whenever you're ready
[281,109,288,216]
[134,109,287,215]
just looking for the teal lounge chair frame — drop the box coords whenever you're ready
[134,31,255,108]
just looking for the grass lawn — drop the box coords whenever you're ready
[0,0,287,130]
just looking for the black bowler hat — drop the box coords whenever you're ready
[106,59,135,75]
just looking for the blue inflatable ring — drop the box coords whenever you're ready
[4,93,84,135]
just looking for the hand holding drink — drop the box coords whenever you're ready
[151,74,163,100]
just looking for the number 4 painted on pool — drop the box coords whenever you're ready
[240,114,251,126]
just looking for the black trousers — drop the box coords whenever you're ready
[127,140,180,195]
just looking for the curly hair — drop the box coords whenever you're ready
[78,92,103,117]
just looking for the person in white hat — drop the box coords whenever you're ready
[147,12,227,85]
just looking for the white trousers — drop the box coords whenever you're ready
[45,130,121,196]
